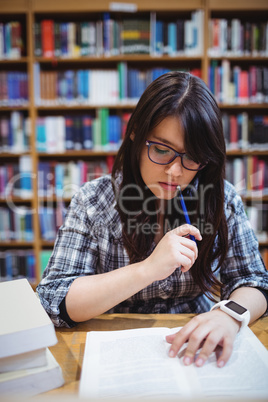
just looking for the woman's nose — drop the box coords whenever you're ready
[164,157,183,176]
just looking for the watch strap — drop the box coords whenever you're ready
[210,300,250,329]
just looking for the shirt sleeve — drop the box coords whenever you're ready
[220,184,268,316]
[36,184,99,327]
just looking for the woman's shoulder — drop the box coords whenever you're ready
[80,174,115,207]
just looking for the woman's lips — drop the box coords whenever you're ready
[159,182,179,191]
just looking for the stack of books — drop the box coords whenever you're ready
[0,278,64,396]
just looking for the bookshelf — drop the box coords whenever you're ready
[0,0,267,285]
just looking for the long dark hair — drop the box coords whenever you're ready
[112,71,228,299]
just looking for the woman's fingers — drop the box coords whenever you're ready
[165,311,237,368]
[172,224,202,242]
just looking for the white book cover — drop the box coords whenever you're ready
[80,326,268,399]
[45,116,58,153]
[0,348,47,373]
[0,348,64,396]
[55,116,66,153]
[222,59,230,104]
[241,112,249,150]
[0,24,4,59]
[18,155,33,198]
[194,10,204,55]
[0,279,57,361]
[33,63,40,105]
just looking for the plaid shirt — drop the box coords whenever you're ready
[37,175,268,327]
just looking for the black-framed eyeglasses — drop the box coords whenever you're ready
[145,140,205,171]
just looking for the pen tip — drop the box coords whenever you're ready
[177,185,181,192]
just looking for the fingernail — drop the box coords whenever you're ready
[218,360,225,368]
[169,349,176,358]
[183,356,191,365]
[195,358,204,367]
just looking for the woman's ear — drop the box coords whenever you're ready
[130,132,135,141]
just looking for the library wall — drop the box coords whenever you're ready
[0,0,267,285]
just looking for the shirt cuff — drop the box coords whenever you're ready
[256,287,268,309]
[59,296,79,327]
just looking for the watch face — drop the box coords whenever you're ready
[225,301,247,315]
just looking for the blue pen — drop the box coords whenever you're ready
[177,185,196,242]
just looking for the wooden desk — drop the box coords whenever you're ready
[47,314,268,395]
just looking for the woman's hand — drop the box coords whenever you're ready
[166,309,241,368]
[144,224,202,282]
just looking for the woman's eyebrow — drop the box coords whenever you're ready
[151,135,185,152]
[151,135,175,147]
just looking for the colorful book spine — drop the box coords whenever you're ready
[0,207,33,242]
[0,71,28,106]
[35,112,125,153]
[0,113,30,153]
[0,250,36,282]
[226,156,268,196]
[209,18,268,56]
[222,113,268,151]
[0,21,24,59]
[37,158,115,200]
[208,62,268,105]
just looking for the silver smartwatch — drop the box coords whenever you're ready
[210,300,250,329]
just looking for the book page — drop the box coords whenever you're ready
[79,327,201,399]
[180,326,268,398]
[79,326,268,399]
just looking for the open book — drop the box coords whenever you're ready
[80,326,268,399]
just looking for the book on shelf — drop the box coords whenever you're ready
[226,156,268,196]
[208,62,268,105]
[0,112,31,154]
[222,112,268,151]
[34,63,202,107]
[36,113,123,153]
[80,325,268,399]
[208,17,268,56]
[39,205,65,242]
[33,11,204,58]
[0,22,24,60]
[0,348,64,397]
[247,204,268,243]
[0,206,33,242]
[38,158,114,201]
[0,71,28,106]
[0,278,57,372]
[0,251,35,283]
[121,18,150,54]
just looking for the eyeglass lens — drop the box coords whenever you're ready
[148,142,201,170]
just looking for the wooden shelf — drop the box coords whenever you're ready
[35,55,203,63]
[38,150,118,157]
[226,150,268,156]
[0,152,31,158]
[41,240,55,247]
[0,197,33,203]
[241,195,268,202]
[0,57,29,63]
[219,104,268,109]
[0,0,267,284]
[0,106,30,111]
[209,0,268,11]
[31,0,204,12]
[208,56,268,61]
[36,104,137,110]
[0,0,29,13]
[0,241,34,247]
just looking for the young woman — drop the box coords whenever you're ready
[37,71,268,368]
